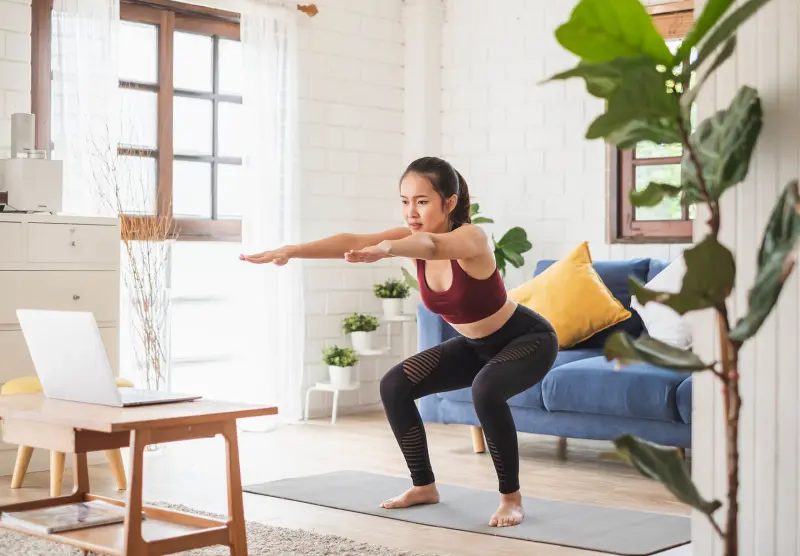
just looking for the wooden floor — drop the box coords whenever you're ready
[0,410,692,555]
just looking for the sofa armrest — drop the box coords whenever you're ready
[416,303,460,352]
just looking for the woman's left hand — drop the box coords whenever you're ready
[345,242,391,263]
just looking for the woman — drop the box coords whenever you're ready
[240,156,558,528]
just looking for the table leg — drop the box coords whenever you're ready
[122,429,149,555]
[50,451,65,497]
[331,391,339,425]
[304,388,312,422]
[222,421,247,556]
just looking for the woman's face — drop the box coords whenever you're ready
[400,172,455,234]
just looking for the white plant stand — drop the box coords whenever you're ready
[304,381,361,425]
[304,313,417,425]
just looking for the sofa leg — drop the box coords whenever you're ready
[557,437,567,460]
[677,447,686,460]
[470,426,486,453]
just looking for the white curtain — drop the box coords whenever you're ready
[50,0,119,217]
[236,1,305,428]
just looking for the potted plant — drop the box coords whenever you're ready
[322,346,359,388]
[342,313,379,352]
[373,278,410,318]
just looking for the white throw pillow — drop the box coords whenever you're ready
[630,257,693,349]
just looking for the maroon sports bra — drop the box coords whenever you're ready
[416,259,507,324]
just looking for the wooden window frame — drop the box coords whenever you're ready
[608,0,695,244]
[31,0,243,242]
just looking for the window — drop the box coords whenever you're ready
[32,0,243,242]
[608,1,695,244]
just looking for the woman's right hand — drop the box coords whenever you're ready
[239,246,293,265]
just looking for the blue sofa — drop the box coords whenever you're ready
[416,257,692,452]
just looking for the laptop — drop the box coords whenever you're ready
[16,309,201,407]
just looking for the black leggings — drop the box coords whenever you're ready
[380,304,559,495]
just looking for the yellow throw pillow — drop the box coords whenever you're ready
[507,242,631,349]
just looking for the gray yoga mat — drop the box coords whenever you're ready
[243,470,690,555]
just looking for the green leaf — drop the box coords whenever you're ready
[401,266,419,292]
[629,182,683,208]
[604,331,713,371]
[629,236,736,314]
[500,245,525,268]
[730,180,800,342]
[496,227,532,255]
[676,0,734,62]
[606,119,684,149]
[470,203,480,217]
[584,57,680,143]
[682,86,762,201]
[614,435,722,515]
[554,0,673,65]
[544,59,629,99]
[472,216,494,224]
[681,36,736,112]
[694,0,775,70]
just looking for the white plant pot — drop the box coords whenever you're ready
[350,331,373,352]
[329,365,355,389]
[382,298,403,318]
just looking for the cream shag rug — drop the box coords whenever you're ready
[0,502,439,556]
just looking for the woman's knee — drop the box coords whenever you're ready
[471,373,502,410]
[380,362,409,406]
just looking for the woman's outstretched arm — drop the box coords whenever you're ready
[240,226,411,264]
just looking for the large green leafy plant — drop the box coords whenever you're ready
[546,0,796,554]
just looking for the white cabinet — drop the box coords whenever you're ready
[0,213,120,475]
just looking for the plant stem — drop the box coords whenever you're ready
[717,307,740,556]
[679,117,720,236]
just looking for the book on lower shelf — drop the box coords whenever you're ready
[2,500,133,534]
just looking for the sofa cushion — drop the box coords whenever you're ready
[534,255,650,349]
[647,258,671,282]
[435,348,601,410]
[508,242,634,349]
[541,356,685,422]
[676,376,692,424]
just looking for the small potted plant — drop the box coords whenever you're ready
[342,313,379,352]
[322,345,359,388]
[373,278,410,318]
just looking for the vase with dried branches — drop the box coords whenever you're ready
[89,131,177,394]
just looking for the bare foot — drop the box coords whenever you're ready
[489,491,525,527]
[380,484,440,509]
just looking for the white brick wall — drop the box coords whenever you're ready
[441,0,690,289]
[296,1,409,416]
[0,0,32,159]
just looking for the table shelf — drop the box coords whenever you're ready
[1,495,228,555]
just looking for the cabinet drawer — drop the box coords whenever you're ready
[0,326,118,385]
[0,222,22,262]
[27,223,119,264]
[0,271,118,326]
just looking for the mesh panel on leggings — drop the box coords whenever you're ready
[402,345,442,385]
[401,425,431,479]
[486,437,505,486]
[487,338,541,365]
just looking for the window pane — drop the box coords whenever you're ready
[174,32,213,93]
[634,164,683,221]
[173,160,211,218]
[119,88,157,150]
[119,22,158,84]
[218,102,242,158]
[217,164,241,219]
[635,142,682,159]
[174,97,213,155]
[114,155,157,215]
[219,39,242,95]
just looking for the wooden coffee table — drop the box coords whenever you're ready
[0,393,277,555]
